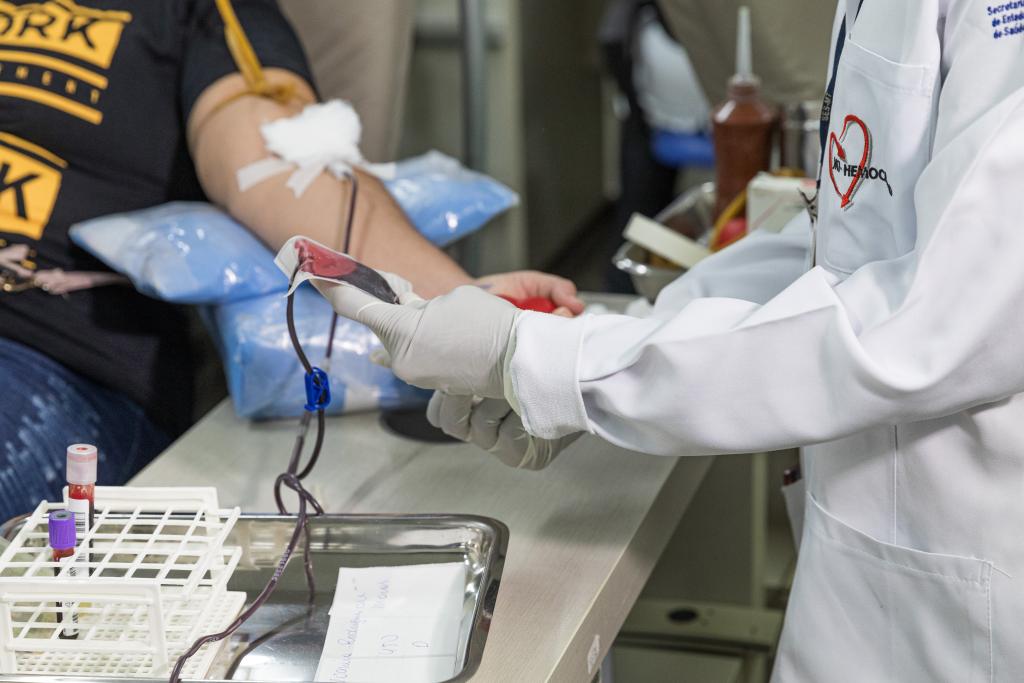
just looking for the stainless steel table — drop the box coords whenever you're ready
[132,405,710,682]
[131,296,712,682]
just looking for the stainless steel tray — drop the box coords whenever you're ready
[0,513,508,683]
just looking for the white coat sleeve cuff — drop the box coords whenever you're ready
[507,311,588,440]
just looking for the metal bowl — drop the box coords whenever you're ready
[613,241,682,303]
[614,182,716,302]
[655,181,716,234]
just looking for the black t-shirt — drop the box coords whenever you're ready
[0,0,312,434]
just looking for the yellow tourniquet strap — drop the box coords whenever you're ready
[213,0,297,106]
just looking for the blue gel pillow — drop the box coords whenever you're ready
[207,287,429,419]
[69,152,518,304]
[383,151,519,247]
[68,152,518,419]
[69,202,287,305]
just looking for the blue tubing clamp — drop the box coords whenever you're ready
[304,367,331,411]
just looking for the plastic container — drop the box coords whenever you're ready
[0,487,243,679]
[47,510,80,639]
[66,444,96,543]
[711,7,777,218]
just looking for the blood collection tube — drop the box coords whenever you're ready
[66,444,96,540]
[48,510,79,639]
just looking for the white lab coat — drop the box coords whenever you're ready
[508,1,1024,679]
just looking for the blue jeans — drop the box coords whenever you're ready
[0,338,171,522]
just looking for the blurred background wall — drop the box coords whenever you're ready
[397,0,612,276]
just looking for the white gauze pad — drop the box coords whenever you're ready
[237,99,392,197]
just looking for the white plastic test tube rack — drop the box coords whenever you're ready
[0,487,246,679]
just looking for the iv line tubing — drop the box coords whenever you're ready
[169,174,359,683]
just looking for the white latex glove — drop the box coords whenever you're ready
[315,278,521,398]
[426,392,581,470]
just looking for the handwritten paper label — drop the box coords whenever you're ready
[315,563,466,682]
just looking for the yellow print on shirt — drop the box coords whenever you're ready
[0,0,132,124]
[0,132,64,240]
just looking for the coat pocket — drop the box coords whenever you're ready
[818,39,938,275]
[772,495,992,683]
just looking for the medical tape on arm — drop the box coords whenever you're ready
[236,99,396,197]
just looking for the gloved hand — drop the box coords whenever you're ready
[315,276,521,398]
[426,391,581,470]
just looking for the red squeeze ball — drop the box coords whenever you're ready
[498,295,558,313]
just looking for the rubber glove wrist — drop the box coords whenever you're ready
[502,323,522,415]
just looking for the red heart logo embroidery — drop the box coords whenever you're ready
[827,115,872,210]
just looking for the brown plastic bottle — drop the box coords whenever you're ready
[711,8,777,219]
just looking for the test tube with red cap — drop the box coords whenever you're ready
[48,510,80,639]
[66,444,96,546]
